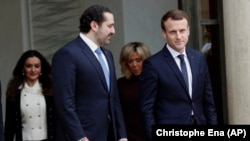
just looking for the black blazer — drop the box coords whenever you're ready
[4,89,56,141]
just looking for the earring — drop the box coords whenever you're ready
[40,73,42,75]
[22,72,24,75]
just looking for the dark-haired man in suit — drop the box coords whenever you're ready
[139,9,218,140]
[52,4,127,141]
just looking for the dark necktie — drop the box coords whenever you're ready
[95,48,110,90]
[178,54,189,89]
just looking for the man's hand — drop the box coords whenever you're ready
[119,138,128,141]
[79,137,89,141]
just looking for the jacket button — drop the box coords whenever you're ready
[107,115,111,122]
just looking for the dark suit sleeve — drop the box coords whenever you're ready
[201,55,218,124]
[52,49,85,140]
[139,59,158,139]
[109,54,127,139]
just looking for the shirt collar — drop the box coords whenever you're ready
[166,44,187,58]
[79,32,99,52]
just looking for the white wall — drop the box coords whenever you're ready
[0,0,23,120]
[117,0,178,77]
[223,0,250,124]
[122,0,177,54]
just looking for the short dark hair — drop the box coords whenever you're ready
[161,9,189,31]
[79,4,112,33]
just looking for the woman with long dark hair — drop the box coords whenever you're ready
[4,50,56,141]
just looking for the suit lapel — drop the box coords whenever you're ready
[186,49,197,97]
[162,47,190,96]
[76,37,109,92]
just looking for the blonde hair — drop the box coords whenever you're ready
[119,42,151,79]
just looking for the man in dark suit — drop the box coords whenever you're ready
[52,4,127,141]
[0,81,4,140]
[139,9,218,140]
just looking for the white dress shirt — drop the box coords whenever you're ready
[79,33,109,72]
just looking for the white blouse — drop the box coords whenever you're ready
[20,80,47,140]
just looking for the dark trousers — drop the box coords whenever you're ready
[107,122,115,141]
[191,115,197,125]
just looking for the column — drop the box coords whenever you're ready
[223,0,250,123]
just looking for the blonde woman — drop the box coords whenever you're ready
[117,42,151,141]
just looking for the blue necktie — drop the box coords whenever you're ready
[178,54,189,89]
[95,48,110,90]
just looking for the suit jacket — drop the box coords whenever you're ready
[139,45,218,138]
[52,36,127,141]
[4,90,56,141]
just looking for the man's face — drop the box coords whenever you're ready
[162,18,190,53]
[95,12,115,46]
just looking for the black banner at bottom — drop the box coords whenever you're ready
[152,125,250,140]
